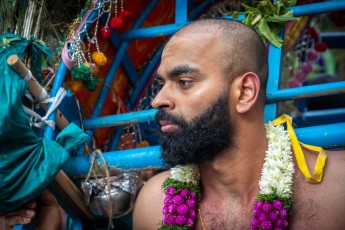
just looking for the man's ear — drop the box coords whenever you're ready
[233,72,260,113]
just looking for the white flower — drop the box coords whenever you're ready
[170,164,200,185]
[259,122,295,198]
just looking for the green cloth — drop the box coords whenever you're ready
[0,34,87,212]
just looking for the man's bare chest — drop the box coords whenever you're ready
[195,202,253,230]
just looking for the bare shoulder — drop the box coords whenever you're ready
[322,149,345,186]
[133,170,170,230]
[292,148,345,229]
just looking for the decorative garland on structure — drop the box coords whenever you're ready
[67,0,132,92]
[159,115,327,230]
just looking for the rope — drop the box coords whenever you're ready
[84,149,114,229]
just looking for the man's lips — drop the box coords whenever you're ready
[158,120,179,132]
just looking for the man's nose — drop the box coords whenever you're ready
[151,86,175,110]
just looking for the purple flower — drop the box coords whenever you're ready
[186,218,194,227]
[269,211,279,222]
[263,202,273,213]
[259,213,268,222]
[175,215,187,225]
[272,200,284,211]
[260,220,273,230]
[180,188,191,197]
[165,215,175,225]
[166,187,177,195]
[254,200,264,210]
[173,195,185,205]
[188,209,197,219]
[186,199,196,208]
[275,219,284,228]
[283,220,288,229]
[190,192,196,199]
[164,196,173,205]
[168,204,177,213]
[253,209,261,218]
[177,204,189,215]
[251,218,260,230]
[279,209,288,219]
[162,214,167,224]
[162,205,169,215]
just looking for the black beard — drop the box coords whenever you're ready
[155,92,234,166]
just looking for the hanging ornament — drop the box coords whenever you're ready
[109,17,124,30]
[71,63,92,81]
[314,42,327,52]
[306,27,319,40]
[306,49,320,61]
[92,51,107,67]
[119,10,132,22]
[108,0,127,31]
[300,62,313,74]
[70,79,84,94]
[119,0,131,22]
[84,76,98,91]
[99,0,113,40]
[85,62,100,75]
[100,25,111,39]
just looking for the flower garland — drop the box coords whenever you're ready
[159,121,294,230]
[160,165,201,229]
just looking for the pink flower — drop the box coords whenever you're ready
[272,200,284,211]
[262,202,273,213]
[180,188,191,197]
[186,198,196,208]
[295,69,307,82]
[176,204,189,215]
[173,195,185,205]
[251,218,260,229]
[306,49,320,61]
[175,215,187,225]
[301,62,313,74]
[288,79,302,88]
[260,220,273,230]
[165,187,177,195]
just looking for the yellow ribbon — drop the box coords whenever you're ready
[273,114,327,183]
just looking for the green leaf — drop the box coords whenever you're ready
[286,0,297,7]
[257,4,267,15]
[258,19,283,48]
[241,3,258,11]
[276,2,286,15]
[265,15,297,22]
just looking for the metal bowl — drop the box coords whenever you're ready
[82,172,138,219]
[88,186,135,218]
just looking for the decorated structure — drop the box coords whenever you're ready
[0,0,345,229]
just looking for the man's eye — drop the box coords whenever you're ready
[178,79,193,88]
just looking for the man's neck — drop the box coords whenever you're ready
[199,122,267,206]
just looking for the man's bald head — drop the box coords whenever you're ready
[173,19,268,93]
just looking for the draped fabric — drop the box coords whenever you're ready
[0,33,87,211]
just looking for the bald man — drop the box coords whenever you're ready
[133,19,345,229]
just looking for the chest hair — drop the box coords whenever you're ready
[197,202,252,230]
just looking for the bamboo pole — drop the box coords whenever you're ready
[7,54,95,221]
[54,170,95,221]
[7,54,70,130]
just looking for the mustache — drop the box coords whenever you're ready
[155,110,186,127]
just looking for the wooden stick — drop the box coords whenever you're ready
[54,171,95,221]
[7,54,69,130]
